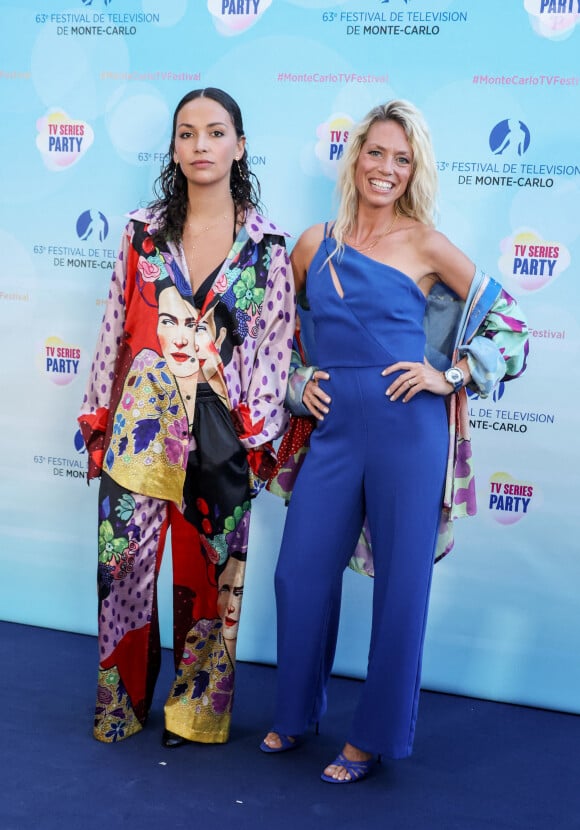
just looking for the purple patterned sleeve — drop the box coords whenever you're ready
[240,240,296,449]
[78,225,129,424]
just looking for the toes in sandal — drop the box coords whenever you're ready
[259,733,300,754]
[320,752,376,784]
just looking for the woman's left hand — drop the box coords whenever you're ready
[382,358,451,402]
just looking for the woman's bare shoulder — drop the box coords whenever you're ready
[291,222,329,288]
[295,222,327,254]
[415,225,475,298]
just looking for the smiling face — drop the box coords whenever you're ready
[172,96,245,190]
[156,286,198,378]
[354,119,413,210]
[216,557,244,641]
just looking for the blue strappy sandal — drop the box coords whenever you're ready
[259,733,300,754]
[320,752,377,784]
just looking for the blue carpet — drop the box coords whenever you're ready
[0,621,578,830]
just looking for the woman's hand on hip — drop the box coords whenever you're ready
[382,359,450,402]
[303,370,331,420]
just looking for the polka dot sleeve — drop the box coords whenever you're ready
[77,224,130,477]
[238,239,296,450]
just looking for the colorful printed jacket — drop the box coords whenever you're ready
[79,207,295,503]
[269,268,529,571]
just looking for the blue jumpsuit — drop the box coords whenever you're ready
[273,238,448,758]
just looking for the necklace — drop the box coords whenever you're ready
[185,213,228,239]
[349,212,398,254]
[186,213,232,248]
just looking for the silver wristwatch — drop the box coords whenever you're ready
[444,366,464,392]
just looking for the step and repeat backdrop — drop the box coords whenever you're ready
[1,0,579,713]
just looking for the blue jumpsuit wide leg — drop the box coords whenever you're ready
[273,371,367,736]
[273,367,447,757]
[349,371,447,757]
[272,240,448,758]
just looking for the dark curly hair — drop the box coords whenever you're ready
[149,88,262,247]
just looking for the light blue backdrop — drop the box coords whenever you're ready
[1,0,579,714]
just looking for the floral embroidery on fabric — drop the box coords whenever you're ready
[190,507,250,570]
[97,491,141,604]
[97,518,138,581]
[234,307,251,339]
[164,416,189,466]
[104,352,187,499]
[233,267,264,313]
[223,502,251,535]
[136,232,172,284]
[94,666,143,743]
[209,533,229,565]
[114,493,136,522]
[164,618,235,742]
[215,240,269,342]
[225,508,251,555]
[212,672,234,715]
[98,519,128,565]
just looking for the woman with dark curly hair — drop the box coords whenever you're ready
[78,88,294,747]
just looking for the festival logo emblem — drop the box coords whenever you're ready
[207,0,272,36]
[76,210,109,243]
[314,113,354,179]
[524,0,580,40]
[74,428,87,454]
[36,110,94,171]
[41,336,82,386]
[489,119,531,157]
[498,228,570,292]
[488,471,535,525]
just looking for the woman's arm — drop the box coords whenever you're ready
[287,224,332,420]
[422,227,477,301]
[383,229,477,401]
[426,232,529,393]
[290,223,324,294]
[235,237,296,450]
[77,225,130,479]
[385,231,529,401]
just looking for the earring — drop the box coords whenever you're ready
[172,162,178,190]
[236,158,245,180]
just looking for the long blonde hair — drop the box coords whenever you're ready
[332,100,438,257]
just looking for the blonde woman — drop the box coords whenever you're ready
[262,100,528,783]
